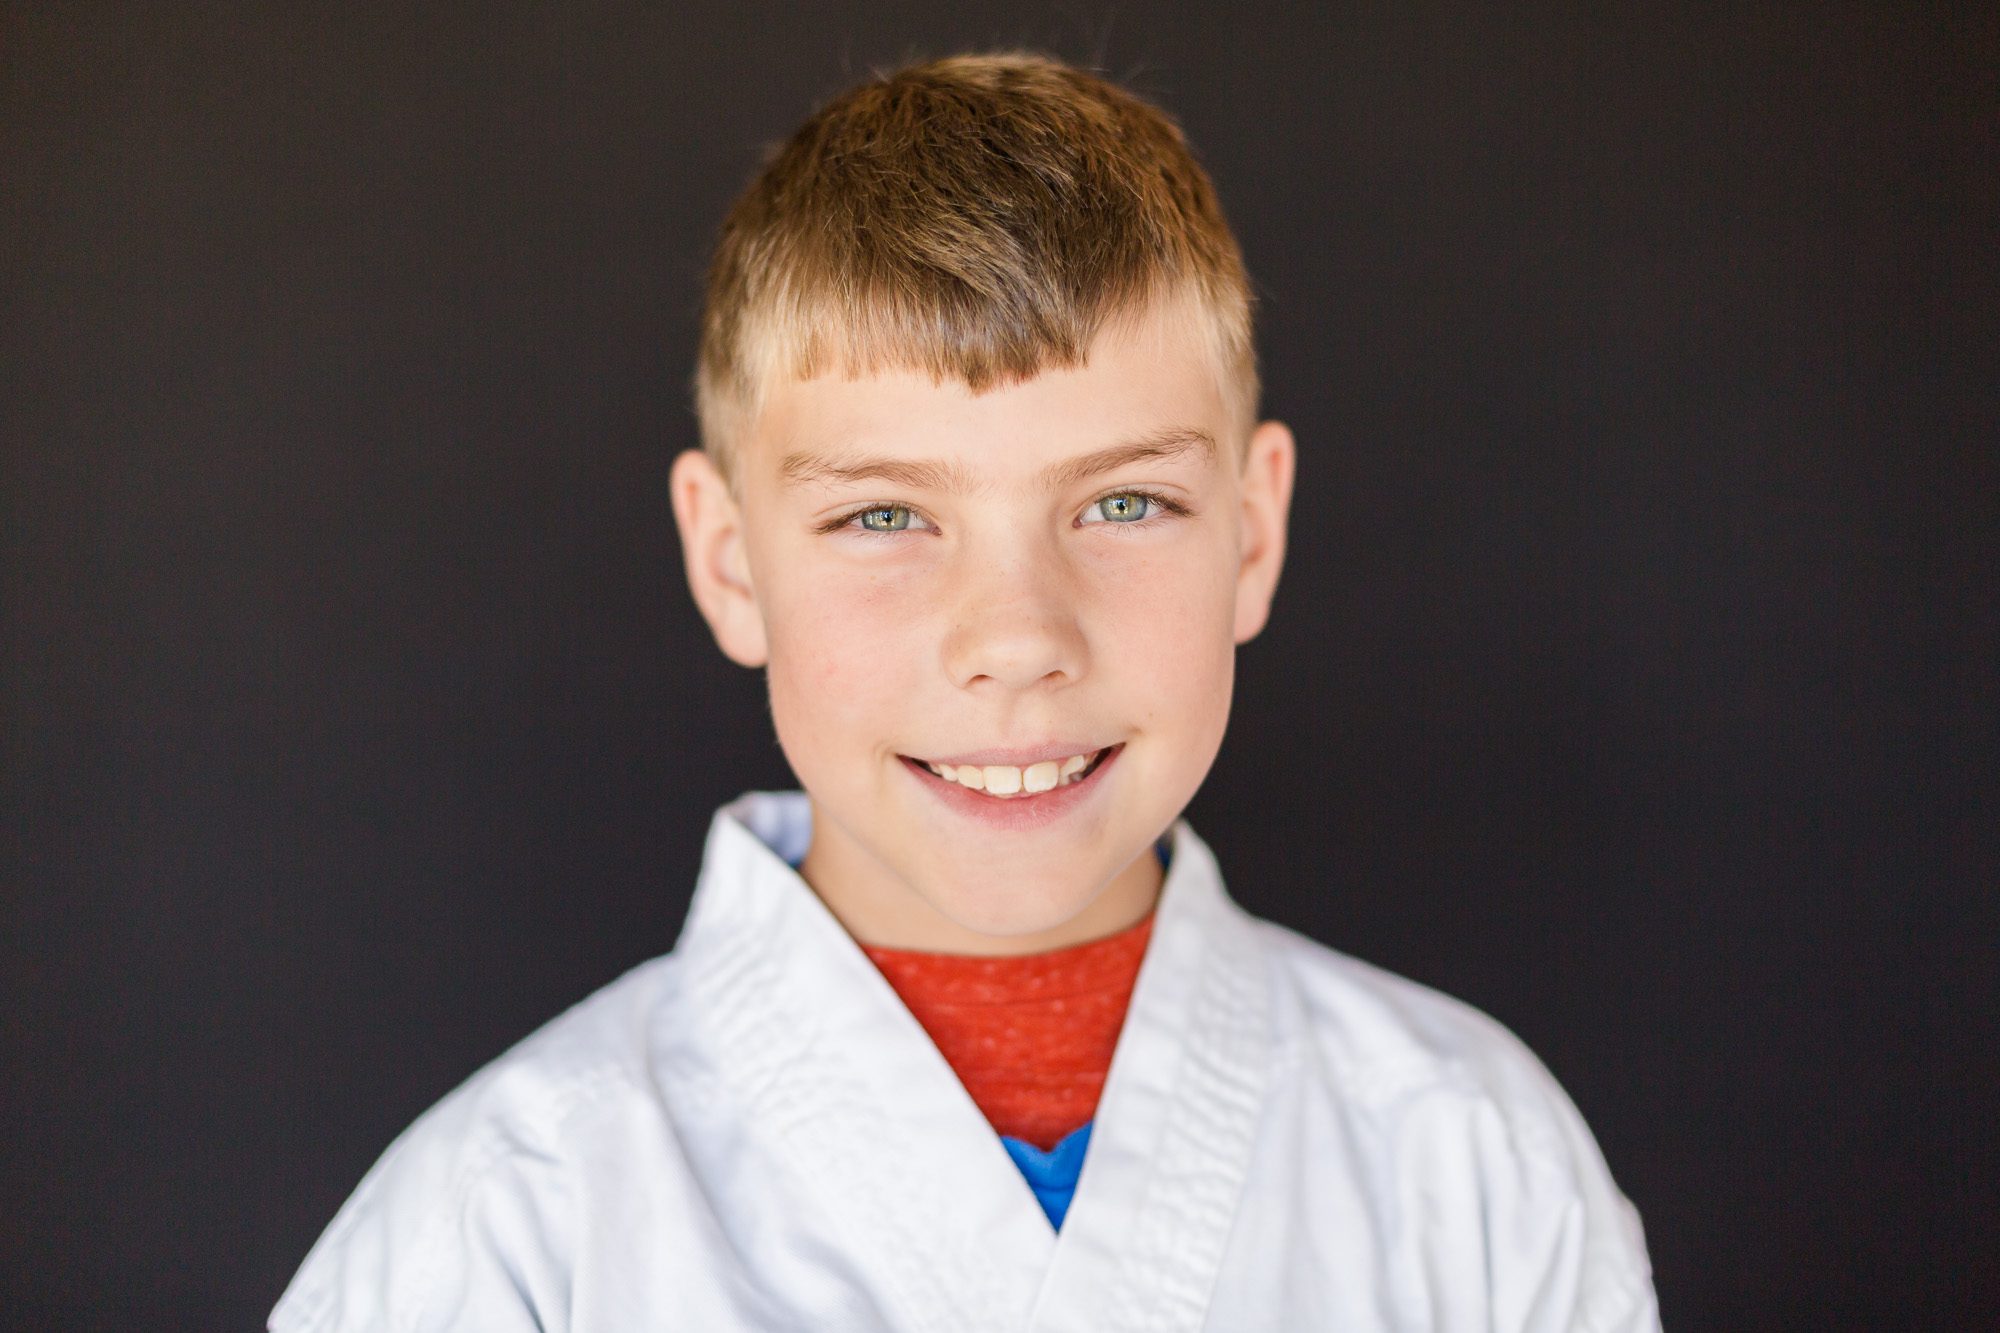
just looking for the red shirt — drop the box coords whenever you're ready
[861,911,1155,1151]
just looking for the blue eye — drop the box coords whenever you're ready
[1088,493,1153,523]
[856,505,913,532]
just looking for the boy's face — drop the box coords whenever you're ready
[673,304,1294,954]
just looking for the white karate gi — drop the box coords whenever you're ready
[272,792,1661,1332]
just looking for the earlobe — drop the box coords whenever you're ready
[669,448,770,668]
[1232,419,1296,645]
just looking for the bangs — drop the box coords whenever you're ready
[716,269,1245,402]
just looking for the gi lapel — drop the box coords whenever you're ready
[1026,822,1274,1333]
[677,794,1059,1333]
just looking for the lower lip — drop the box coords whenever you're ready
[900,745,1122,831]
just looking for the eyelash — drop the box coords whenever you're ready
[819,488,1193,536]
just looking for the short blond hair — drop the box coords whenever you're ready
[694,52,1258,477]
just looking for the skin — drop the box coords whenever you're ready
[671,303,1295,956]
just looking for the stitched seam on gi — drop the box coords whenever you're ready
[1099,906,1270,1333]
[690,904,1023,1333]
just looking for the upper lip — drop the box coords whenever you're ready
[910,741,1115,767]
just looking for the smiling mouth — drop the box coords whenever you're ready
[907,745,1117,798]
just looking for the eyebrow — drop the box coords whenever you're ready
[778,426,1216,494]
[1038,427,1216,490]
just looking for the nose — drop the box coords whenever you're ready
[938,544,1088,693]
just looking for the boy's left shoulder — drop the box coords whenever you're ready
[1241,912,1658,1324]
[1250,915,1592,1115]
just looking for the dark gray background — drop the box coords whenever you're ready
[4,2,1995,1327]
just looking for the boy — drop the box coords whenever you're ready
[273,53,1660,1331]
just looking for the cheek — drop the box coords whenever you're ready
[762,557,930,756]
[1085,542,1239,724]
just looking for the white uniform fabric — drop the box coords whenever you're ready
[272,792,1661,1332]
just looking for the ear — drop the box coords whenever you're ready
[1232,419,1296,644]
[669,448,769,667]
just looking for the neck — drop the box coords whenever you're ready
[798,823,1165,957]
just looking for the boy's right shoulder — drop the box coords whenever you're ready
[270,948,709,1333]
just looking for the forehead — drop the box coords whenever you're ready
[740,305,1235,482]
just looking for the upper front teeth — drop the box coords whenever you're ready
[927,751,1098,796]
